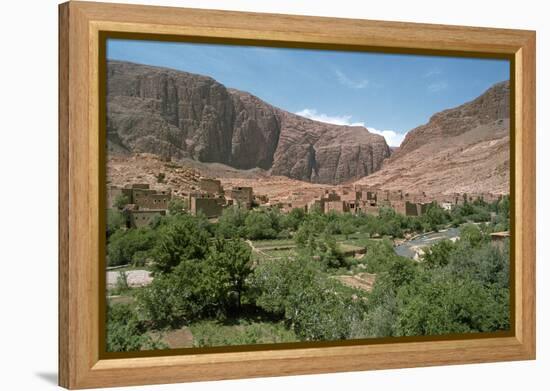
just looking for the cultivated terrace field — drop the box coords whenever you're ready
[106,197,510,352]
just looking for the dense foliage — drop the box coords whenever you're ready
[137,238,253,328]
[251,255,368,340]
[106,303,165,352]
[105,195,510,349]
[364,224,510,337]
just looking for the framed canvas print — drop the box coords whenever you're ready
[58,1,536,389]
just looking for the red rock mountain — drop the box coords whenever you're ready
[107,60,390,185]
[355,80,510,194]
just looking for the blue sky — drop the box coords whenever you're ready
[107,39,510,147]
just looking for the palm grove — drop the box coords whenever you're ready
[106,196,510,351]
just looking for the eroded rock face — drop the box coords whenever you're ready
[392,81,510,160]
[355,81,510,194]
[107,61,390,184]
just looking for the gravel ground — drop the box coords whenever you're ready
[107,270,153,287]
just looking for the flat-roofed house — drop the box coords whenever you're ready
[228,186,253,209]
[108,186,133,208]
[190,194,226,218]
[324,200,349,214]
[199,178,223,194]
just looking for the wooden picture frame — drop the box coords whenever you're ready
[59,1,536,389]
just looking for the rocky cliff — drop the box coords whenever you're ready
[107,61,390,184]
[355,81,510,194]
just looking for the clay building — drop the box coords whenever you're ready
[325,200,349,214]
[360,203,380,216]
[131,183,150,190]
[189,193,227,218]
[391,200,407,215]
[228,187,253,209]
[359,191,377,206]
[306,191,342,214]
[107,186,133,208]
[199,178,223,194]
[132,188,171,210]
[322,190,341,202]
[388,190,403,201]
[108,184,172,210]
[341,191,360,203]
[403,192,427,203]
[347,200,359,214]
[404,201,430,217]
[307,199,324,213]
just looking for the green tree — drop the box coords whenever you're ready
[497,195,510,221]
[244,211,277,240]
[252,256,367,341]
[113,194,130,210]
[460,224,484,247]
[217,206,248,238]
[168,198,188,215]
[206,239,252,309]
[137,258,224,328]
[151,214,210,274]
[421,239,455,269]
[107,208,126,235]
[281,208,306,232]
[106,303,164,352]
[394,273,509,336]
[107,227,156,267]
[423,203,449,231]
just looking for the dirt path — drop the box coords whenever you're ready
[106,270,153,287]
[245,239,272,258]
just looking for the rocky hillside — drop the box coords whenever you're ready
[107,60,390,185]
[355,81,510,194]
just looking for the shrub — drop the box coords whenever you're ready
[138,239,252,328]
[113,194,130,210]
[394,273,509,336]
[106,303,165,352]
[151,214,210,274]
[217,207,248,238]
[137,259,220,328]
[167,198,187,215]
[107,228,156,267]
[106,209,126,235]
[206,239,252,310]
[244,211,277,240]
[252,256,367,341]
[111,270,130,295]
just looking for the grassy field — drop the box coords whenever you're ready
[250,238,296,249]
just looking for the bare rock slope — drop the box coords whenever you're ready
[355,81,510,194]
[107,60,390,185]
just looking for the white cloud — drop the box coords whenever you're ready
[427,81,448,92]
[335,69,369,89]
[295,108,405,147]
[367,128,406,147]
[295,108,365,127]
